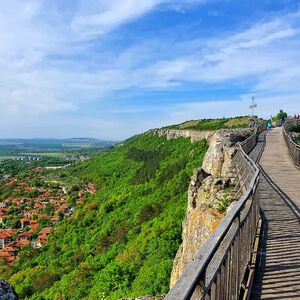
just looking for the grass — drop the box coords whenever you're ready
[44,171,81,188]
[62,143,94,148]
[0,155,11,160]
[18,152,65,157]
[164,116,260,131]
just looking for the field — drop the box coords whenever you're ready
[17,152,65,157]
[0,138,117,160]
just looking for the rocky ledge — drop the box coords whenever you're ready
[170,128,252,287]
[0,280,18,300]
[150,128,214,143]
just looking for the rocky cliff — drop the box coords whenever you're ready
[150,128,214,143]
[0,280,18,300]
[158,128,252,287]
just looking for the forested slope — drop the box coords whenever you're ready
[5,133,208,299]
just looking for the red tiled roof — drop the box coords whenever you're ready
[0,232,12,239]
[3,246,15,253]
[20,218,30,223]
[19,240,30,246]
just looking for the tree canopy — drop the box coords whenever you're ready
[4,133,208,300]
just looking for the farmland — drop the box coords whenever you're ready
[0,138,117,161]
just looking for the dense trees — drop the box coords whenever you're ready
[272,109,288,121]
[6,133,208,299]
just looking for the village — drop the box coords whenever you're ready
[0,170,96,264]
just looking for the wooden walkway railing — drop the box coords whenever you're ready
[283,119,300,167]
[165,127,264,300]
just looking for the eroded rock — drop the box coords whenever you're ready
[202,128,251,177]
[150,128,214,143]
[169,128,251,287]
[0,280,18,300]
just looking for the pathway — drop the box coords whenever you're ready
[251,127,300,299]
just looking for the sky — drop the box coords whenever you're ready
[1,0,300,140]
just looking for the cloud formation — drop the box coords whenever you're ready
[0,1,299,139]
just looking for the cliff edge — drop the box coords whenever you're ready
[159,128,252,287]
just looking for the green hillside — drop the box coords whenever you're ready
[4,133,208,299]
[165,116,258,131]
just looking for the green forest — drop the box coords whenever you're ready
[2,133,208,299]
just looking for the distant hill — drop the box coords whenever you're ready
[0,138,117,152]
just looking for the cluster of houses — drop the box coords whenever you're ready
[0,227,52,263]
[11,156,42,161]
[0,175,97,263]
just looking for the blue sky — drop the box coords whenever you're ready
[1,0,300,139]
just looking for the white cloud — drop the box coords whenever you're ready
[0,0,206,118]
[71,0,205,38]
[71,0,161,37]
[0,1,299,139]
[134,12,300,95]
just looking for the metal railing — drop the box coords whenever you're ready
[165,128,262,300]
[283,120,300,168]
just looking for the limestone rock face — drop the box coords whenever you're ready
[150,128,214,143]
[0,280,18,300]
[202,129,251,177]
[170,128,251,287]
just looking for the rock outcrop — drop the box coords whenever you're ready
[0,280,18,300]
[202,128,251,177]
[150,128,214,143]
[169,128,252,287]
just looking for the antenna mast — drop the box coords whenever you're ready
[249,96,257,118]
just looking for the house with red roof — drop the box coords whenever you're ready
[17,232,32,242]
[0,232,13,249]
[87,182,97,193]
[20,218,30,229]
[0,251,16,263]
[50,215,59,224]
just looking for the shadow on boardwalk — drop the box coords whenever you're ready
[251,129,300,299]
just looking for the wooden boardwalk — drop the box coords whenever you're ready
[260,127,300,204]
[251,127,300,299]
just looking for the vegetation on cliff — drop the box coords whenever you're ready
[165,116,252,131]
[3,133,208,299]
[272,109,287,121]
[289,125,300,145]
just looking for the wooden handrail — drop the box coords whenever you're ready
[165,127,262,300]
[283,120,300,167]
